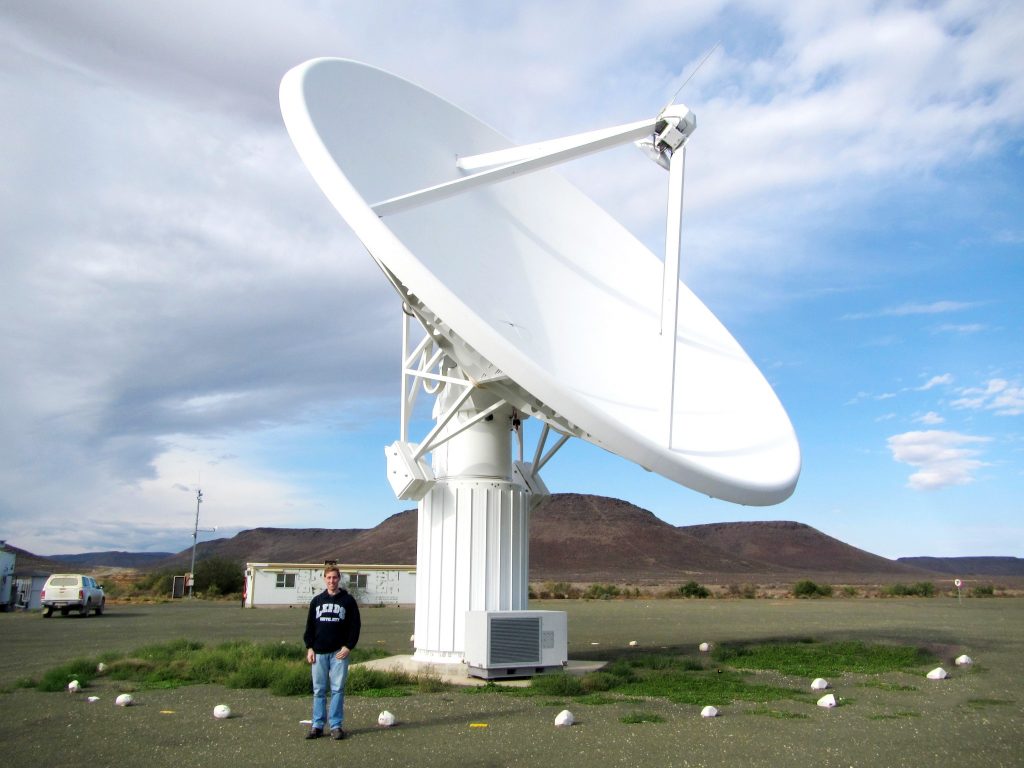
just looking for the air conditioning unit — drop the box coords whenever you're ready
[464,610,567,679]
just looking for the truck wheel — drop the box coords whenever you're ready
[95,600,104,616]
[80,601,90,617]
[43,607,53,618]
[60,608,69,616]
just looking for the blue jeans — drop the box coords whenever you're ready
[311,653,349,730]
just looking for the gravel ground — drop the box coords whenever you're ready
[1,598,1022,767]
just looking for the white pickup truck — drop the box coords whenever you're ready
[40,573,105,617]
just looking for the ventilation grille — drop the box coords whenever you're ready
[489,617,540,664]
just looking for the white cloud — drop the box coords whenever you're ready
[936,323,986,334]
[953,379,1024,416]
[916,411,945,425]
[919,374,954,391]
[2,435,340,555]
[887,430,991,490]
[843,301,977,320]
[2,1,1023,552]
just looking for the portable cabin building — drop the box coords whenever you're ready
[0,547,15,610]
[243,563,415,608]
[13,572,49,611]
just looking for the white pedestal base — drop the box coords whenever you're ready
[413,478,529,660]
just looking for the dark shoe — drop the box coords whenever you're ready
[305,728,322,740]
[330,728,346,741]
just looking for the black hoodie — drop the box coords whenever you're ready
[303,588,361,654]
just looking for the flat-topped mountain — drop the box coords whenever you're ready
[683,520,920,575]
[8,494,967,583]
[897,556,1024,577]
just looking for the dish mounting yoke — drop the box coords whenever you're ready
[378,107,696,663]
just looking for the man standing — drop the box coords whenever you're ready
[303,565,361,740]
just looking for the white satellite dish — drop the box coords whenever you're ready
[280,58,800,664]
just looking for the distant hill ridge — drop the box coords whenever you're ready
[9,494,1018,581]
[51,551,173,569]
[897,556,1024,577]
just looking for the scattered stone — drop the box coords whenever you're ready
[213,704,232,719]
[628,640,638,647]
[810,678,829,690]
[554,709,574,727]
[699,642,711,653]
[67,680,81,693]
[115,693,134,707]
[955,654,973,666]
[96,662,107,673]
[378,710,396,727]
[816,694,837,708]
[87,696,100,703]
[700,705,718,718]
[927,667,949,680]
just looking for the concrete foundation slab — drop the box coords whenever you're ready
[355,654,605,687]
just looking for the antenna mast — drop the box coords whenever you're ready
[188,487,203,599]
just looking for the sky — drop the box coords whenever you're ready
[1,1,1021,560]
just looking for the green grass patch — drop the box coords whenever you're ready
[517,653,804,706]
[512,643,934,708]
[869,711,921,720]
[793,580,833,598]
[617,669,801,706]
[529,673,586,697]
[346,666,412,692]
[712,640,934,677]
[269,663,312,696]
[34,639,395,696]
[620,711,665,724]
[884,582,936,597]
[579,693,620,705]
[965,698,1015,707]
[416,674,450,693]
[745,707,810,720]
[857,680,919,692]
[37,658,98,692]
[225,659,279,689]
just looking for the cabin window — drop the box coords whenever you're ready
[349,574,367,589]
[275,573,296,588]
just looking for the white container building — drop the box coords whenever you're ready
[243,563,415,608]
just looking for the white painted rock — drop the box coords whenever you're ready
[955,654,973,666]
[817,694,837,708]
[810,678,829,690]
[927,667,949,680]
[628,640,638,647]
[67,680,81,693]
[699,642,711,653]
[96,662,107,673]
[378,710,396,727]
[700,705,718,718]
[213,704,232,719]
[554,709,575,727]
[409,634,415,643]
[115,693,134,707]
[87,696,100,703]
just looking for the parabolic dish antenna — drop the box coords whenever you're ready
[280,58,799,505]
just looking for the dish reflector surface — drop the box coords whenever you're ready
[281,58,800,505]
